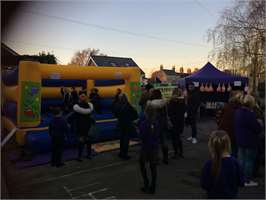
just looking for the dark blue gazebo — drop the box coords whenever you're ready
[177,62,248,103]
[184,62,248,85]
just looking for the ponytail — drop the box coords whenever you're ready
[208,130,231,180]
[211,142,222,179]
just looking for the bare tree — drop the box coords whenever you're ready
[69,48,105,66]
[207,0,265,94]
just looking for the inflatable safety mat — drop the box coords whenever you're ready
[93,140,139,153]
[8,139,140,169]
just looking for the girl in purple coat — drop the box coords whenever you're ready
[201,130,244,198]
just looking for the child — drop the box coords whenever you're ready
[73,94,94,161]
[49,106,69,167]
[201,130,244,199]
[138,102,160,194]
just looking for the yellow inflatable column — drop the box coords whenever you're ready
[87,80,95,96]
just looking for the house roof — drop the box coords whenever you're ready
[176,72,189,78]
[162,69,188,77]
[90,55,145,75]
[162,69,177,76]
[1,43,20,67]
[1,43,19,56]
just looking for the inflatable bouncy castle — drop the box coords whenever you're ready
[2,61,141,153]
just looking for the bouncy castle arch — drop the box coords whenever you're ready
[4,61,141,129]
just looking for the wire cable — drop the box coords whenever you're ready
[23,10,208,48]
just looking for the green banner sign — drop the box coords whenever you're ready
[129,82,142,111]
[153,83,177,99]
[20,81,41,123]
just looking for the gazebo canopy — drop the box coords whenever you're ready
[184,62,248,85]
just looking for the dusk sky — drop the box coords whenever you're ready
[2,0,234,76]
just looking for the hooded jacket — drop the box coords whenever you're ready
[139,99,167,152]
[146,99,167,129]
[234,106,261,149]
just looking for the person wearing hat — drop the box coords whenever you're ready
[73,94,94,161]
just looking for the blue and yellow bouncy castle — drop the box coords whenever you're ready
[2,61,141,153]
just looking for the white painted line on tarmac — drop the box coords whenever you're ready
[73,188,108,199]
[69,182,100,192]
[63,186,73,199]
[21,161,125,188]
[90,188,108,195]
[74,192,95,199]
[102,196,116,199]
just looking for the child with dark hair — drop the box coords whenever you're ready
[201,130,244,199]
[49,106,70,167]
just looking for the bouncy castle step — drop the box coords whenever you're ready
[8,140,139,169]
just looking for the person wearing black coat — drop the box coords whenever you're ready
[89,88,102,114]
[139,84,153,112]
[72,94,94,161]
[186,83,200,144]
[49,106,70,167]
[167,88,186,159]
[147,89,169,164]
[70,87,79,106]
[111,88,122,113]
[60,87,71,113]
[113,93,138,160]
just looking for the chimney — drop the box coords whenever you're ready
[160,64,163,70]
[172,65,175,72]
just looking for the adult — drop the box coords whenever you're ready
[217,91,242,158]
[111,88,122,113]
[253,100,265,177]
[60,87,71,113]
[138,100,161,194]
[73,94,94,161]
[139,83,154,112]
[167,88,186,159]
[234,94,262,187]
[89,88,102,114]
[147,89,168,164]
[186,82,201,144]
[113,93,138,160]
[70,87,79,106]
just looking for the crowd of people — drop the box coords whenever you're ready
[201,91,264,198]
[47,83,264,198]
